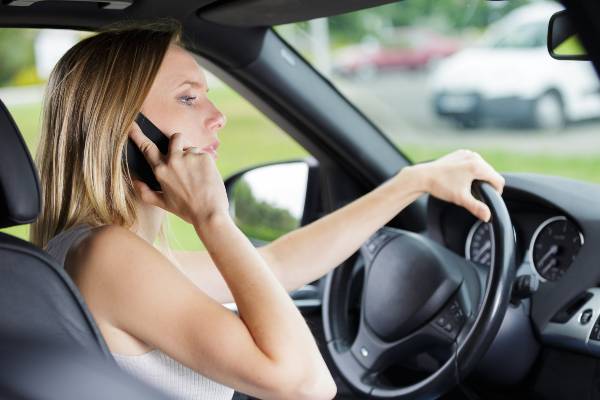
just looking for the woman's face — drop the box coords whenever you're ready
[140,44,226,159]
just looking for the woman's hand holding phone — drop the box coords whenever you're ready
[128,121,230,226]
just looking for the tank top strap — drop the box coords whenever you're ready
[45,223,94,267]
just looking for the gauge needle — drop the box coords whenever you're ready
[539,244,559,272]
[474,241,491,260]
[542,258,558,274]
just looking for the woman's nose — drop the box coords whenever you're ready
[206,105,226,132]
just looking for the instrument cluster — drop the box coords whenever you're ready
[465,215,584,282]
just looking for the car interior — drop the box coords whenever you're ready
[1,0,600,399]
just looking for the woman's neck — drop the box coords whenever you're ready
[130,200,165,244]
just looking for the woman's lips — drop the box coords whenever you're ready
[201,140,220,159]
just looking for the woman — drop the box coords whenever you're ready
[30,20,504,400]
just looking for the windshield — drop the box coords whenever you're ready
[276,0,600,183]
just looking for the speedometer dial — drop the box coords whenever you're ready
[530,216,583,282]
[465,221,493,268]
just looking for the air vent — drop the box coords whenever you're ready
[5,0,132,10]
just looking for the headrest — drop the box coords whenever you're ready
[0,98,41,229]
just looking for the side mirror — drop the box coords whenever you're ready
[224,158,321,244]
[548,10,588,60]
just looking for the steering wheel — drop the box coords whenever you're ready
[322,182,516,399]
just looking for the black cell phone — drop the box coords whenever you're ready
[125,112,170,191]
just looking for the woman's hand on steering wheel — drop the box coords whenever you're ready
[407,149,505,223]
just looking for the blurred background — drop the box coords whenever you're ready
[2,0,598,249]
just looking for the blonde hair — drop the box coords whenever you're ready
[30,20,183,250]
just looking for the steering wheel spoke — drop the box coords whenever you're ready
[349,317,431,373]
[427,291,471,345]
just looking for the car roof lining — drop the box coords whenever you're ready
[0,0,214,30]
[197,0,401,27]
[0,0,399,29]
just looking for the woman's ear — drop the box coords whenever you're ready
[132,178,145,197]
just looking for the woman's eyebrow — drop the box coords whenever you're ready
[175,79,207,91]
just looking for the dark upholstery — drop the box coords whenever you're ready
[0,232,112,358]
[0,95,112,358]
[0,96,178,399]
[0,99,40,229]
[0,334,171,400]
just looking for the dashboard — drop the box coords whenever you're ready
[425,172,600,384]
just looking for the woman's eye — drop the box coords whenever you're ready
[179,95,197,106]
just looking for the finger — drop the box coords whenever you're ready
[184,148,217,164]
[168,132,185,156]
[463,192,491,222]
[478,163,505,195]
[133,179,167,209]
[183,147,208,156]
[128,121,163,169]
[468,156,504,196]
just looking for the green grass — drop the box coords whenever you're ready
[405,145,600,184]
[2,85,600,250]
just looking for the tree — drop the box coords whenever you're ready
[232,179,299,242]
[327,0,533,46]
[0,29,37,86]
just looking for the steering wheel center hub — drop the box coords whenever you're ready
[363,233,463,341]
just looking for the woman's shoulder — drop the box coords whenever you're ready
[64,224,170,354]
[64,224,159,297]
[74,223,136,246]
[65,223,177,324]
[66,223,159,270]
[66,224,134,267]
[64,223,230,361]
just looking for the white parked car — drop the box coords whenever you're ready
[429,1,600,129]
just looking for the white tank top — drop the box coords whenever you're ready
[45,223,235,400]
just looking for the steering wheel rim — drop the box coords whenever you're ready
[321,181,516,399]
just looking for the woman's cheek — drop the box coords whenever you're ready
[180,126,202,147]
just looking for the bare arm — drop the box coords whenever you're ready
[172,244,277,304]
[265,165,425,293]
[269,152,504,292]
[173,165,423,300]
[111,126,337,399]
[193,213,335,397]
[70,223,334,400]
[174,150,505,302]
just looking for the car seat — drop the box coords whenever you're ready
[0,97,171,399]
[0,97,111,357]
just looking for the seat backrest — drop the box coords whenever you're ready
[0,98,111,360]
[0,333,171,400]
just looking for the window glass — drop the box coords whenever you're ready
[489,22,547,48]
[0,28,308,250]
[277,0,600,185]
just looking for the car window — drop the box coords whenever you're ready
[490,22,547,49]
[277,0,600,185]
[0,28,308,249]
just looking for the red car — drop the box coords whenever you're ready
[334,28,463,79]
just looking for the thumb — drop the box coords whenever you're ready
[133,179,167,209]
[463,192,491,223]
